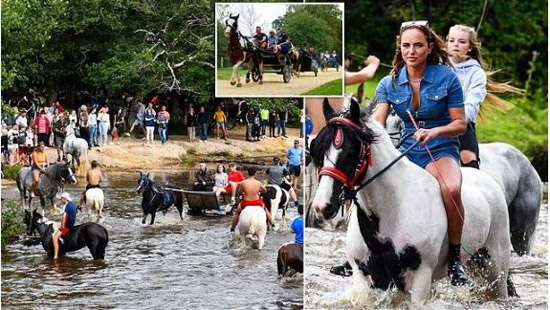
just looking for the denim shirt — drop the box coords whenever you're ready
[375,64,464,152]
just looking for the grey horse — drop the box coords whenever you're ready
[385,118,543,255]
[16,162,77,211]
[64,125,89,170]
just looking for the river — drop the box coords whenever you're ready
[305,195,548,308]
[1,170,303,309]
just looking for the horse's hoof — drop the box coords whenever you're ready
[236,83,242,87]
[230,81,236,86]
[246,78,250,83]
[259,80,263,85]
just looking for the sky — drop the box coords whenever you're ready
[217,3,343,37]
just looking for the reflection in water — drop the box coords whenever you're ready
[305,202,548,309]
[2,171,303,309]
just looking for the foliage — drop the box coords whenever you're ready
[1,104,19,120]
[2,164,23,180]
[245,98,302,122]
[303,79,343,96]
[2,0,215,106]
[1,201,25,250]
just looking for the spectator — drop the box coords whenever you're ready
[112,108,125,144]
[278,109,288,138]
[213,164,229,196]
[53,112,68,161]
[32,108,51,146]
[157,105,170,144]
[269,111,278,138]
[88,108,98,147]
[197,106,209,143]
[143,102,156,144]
[128,101,145,138]
[260,106,269,138]
[15,110,28,128]
[245,108,256,142]
[213,106,227,140]
[79,106,90,147]
[97,106,110,146]
[287,139,303,189]
[186,107,197,143]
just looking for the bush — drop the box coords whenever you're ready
[1,201,25,250]
[2,164,22,180]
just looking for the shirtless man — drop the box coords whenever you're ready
[80,160,103,205]
[230,166,274,232]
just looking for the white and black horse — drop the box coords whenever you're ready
[24,209,108,260]
[136,172,184,225]
[224,14,260,86]
[386,117,543,255]
[64,125,89,172]
[17,162,77,210]
[262,181,291,226]
[310,98,512,303]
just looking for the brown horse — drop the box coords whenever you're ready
[277,243,303,277]
[224,14,259,87]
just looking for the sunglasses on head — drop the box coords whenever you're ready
[400,20,429,29]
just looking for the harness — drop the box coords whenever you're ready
[318,117,420,204]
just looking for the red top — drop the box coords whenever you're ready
[228,171,244,183]
[32,116,51,134]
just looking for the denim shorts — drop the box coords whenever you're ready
[403,144,460,169]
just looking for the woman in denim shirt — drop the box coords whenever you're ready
[373,21,468,286]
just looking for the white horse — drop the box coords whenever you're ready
[236,206,267,250]
[310,100,512,303]
[85,188,105,222]
[386,118,543,255]
[64,125,89,172]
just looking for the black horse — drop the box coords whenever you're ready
[24,209,108,260]
[136,172,184,225]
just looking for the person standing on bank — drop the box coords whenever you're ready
[143,102,156,144]
[373,21,468,286]
[157,105,170,144]
[186,107,197,143]
[197,106,209,143]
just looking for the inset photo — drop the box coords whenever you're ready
[216,2,344,97]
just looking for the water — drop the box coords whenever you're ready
[305,201,548,309]
[1,170,303,309]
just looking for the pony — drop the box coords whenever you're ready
[277,243,303,276]
[17,161,77,210]
[224,14,260,87]
[310,98,512,303]
[85,188,105,222]
[24,209,108,260]
[386,118,543,255]
[136,172,184,225]
[64,125,89,173]
[262,182,290,226]
[236,205,267,250]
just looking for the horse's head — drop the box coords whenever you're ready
[58,161,77,184]
[24,209,45,236]
[310,97,376,221]
[136,171,151,193]
[224,14,239,37]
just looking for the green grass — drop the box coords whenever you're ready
[302,79,343,96]
[217,67,248,81]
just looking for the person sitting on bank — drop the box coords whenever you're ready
[80,160,104,205]
[194,162,213,190]
[230,166,274,232]
[225,163,245,204]
[213,164,229,196]
[52,192,78,259]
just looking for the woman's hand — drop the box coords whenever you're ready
[414,128,440,144]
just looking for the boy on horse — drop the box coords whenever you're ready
[30,141,49,196]
[230,166,274,232]
[53,192,78,259]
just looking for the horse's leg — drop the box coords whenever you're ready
[150,211,156,225]
[235,57,244,87]
[410,265,434,304]
[142,213,147,225]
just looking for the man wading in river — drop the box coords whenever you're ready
[80,160,104,205]
[230,167,274,232]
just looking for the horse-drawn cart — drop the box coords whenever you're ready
[183,189,234,216]
[252,49,293,83]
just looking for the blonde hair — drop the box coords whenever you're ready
[391,24,452,85]
[448,24,523,114]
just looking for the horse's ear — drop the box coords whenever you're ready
[235,14,239,19]
[146,172,150,178]
[323,98,335,122]
[349,96,361,124]
[139,171,143,177]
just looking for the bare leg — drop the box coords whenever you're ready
[52,231,61,259]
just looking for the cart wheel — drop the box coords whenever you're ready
[283,65,291,83]
[314,68,318,77]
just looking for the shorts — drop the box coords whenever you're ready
[289,165,301,177]
[54,135,65,147]
[280,181,291,191]
[404,146,460,169]
[458,122,479,159]
[37,133,49,146]
[216,122,226,129]
[31,163,41,171]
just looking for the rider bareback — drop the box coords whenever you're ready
[30,141,49,196]
[53,192,78,259]
[80,160,103,205]
[230,166,274,232]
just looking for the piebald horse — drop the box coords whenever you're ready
[386,116,543,255]
[224,14,259,87]
[310,99,512,303]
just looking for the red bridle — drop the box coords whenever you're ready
[318,117,372,189]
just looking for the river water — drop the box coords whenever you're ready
[1,170,303,309]
[305,198,548,308]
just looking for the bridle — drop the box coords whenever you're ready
[317,117,420,205]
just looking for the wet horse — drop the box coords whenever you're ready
[277,243,303,276]
[236,205,267,250]
[262,180,291,226]
[310,99,512,303]
[224,14,259,87]
[24,209,108,260]
[64,125,89,173]
[136,172,184,225]
[85,188,105,222]
[386,117,543,255]
[17,162,77,210]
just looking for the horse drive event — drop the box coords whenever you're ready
[216,3,344,97]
